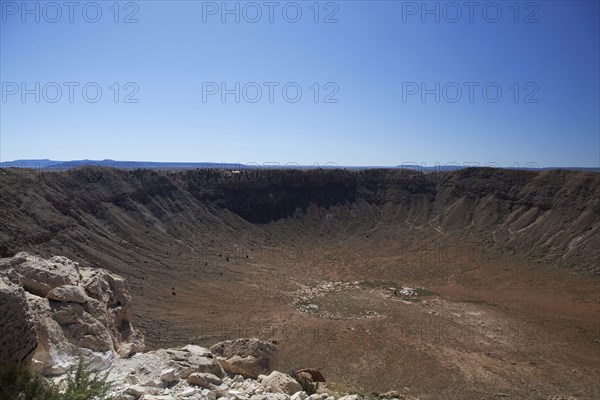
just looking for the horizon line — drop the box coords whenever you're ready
[1,159,599,172]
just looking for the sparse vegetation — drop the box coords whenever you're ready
[0,361,60,400]
[62,357,113,400]
[0,358,112,400]
[87,308,100,319]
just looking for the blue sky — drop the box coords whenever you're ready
[1,0,598,167]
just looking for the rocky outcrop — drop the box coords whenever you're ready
[210,338,278,378]
[47,285,90,303]
[1,253,81,297]
[0,276,37,366]
[0,252,145,374]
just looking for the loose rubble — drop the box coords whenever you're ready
[291,281,432,320]
[291,281,382,320]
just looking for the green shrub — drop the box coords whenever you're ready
[62,357,113,400]
[0,358,112,400]
[0,361,60,400]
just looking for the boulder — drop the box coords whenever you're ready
[210,338,277,378]
[160,368,179,383]
[187,372,223,388]
[0,276,37,365]
[291,392,308,400]
[261,371,302,395]
[1,252,81,297]
[47,285,92,304]
[295,369,325,383]
[163,345,225,378]
[201,389,217,400]
[126,384,158,397]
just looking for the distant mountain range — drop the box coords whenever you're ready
[0,159,598,172]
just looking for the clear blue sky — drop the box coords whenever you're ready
[1,0,598,167]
